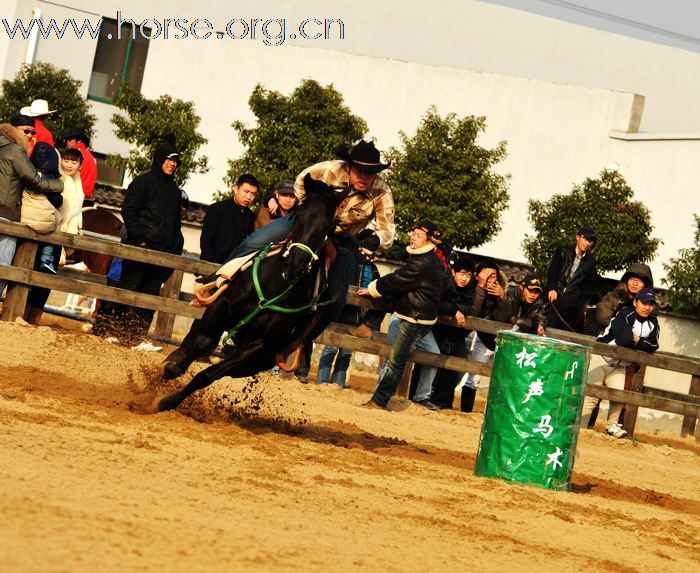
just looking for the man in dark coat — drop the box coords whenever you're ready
[430,252,476,409]
[493,274,547,335]
[0,122,63,296]
[200,173,259,264]
[358,220,443,410]
[110,143,186,345]
[545,226,598,333]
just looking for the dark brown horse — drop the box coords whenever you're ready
[69,207,122,274]
[154,175,349,412]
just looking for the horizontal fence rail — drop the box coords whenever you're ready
[0,220,698,439]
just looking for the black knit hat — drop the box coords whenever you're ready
[10,114,35,128]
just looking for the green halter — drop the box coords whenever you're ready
[221,240,327,349]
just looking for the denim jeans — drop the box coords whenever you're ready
[225,212,295,262]
[463,333,494,389]
[371,319,432,407]
[0,217,19,297]
[384,315,439,402]
[316,345,352,388]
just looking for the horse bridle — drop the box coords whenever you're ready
[282,240,322,273]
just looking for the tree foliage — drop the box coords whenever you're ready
[221,79,367,199]
[523,169,661,274]
[387,107,509,249]
[109,86,209,185]
[0,62,95,140]
[664,214,700,316]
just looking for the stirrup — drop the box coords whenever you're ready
[192,277,230,307]
[275,345,303,372]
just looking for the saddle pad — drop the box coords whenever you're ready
[214,245,284,287]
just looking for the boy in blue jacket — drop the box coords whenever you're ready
[582,288,660,438]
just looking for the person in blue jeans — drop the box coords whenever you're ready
[358,220,443,410]
[316,229,383,387]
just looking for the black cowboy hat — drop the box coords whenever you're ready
[61,127,90,146]
[338,140,390,174]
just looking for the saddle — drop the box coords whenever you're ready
[192,240,337,310]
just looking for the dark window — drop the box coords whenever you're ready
[93,152,124,187]
[88,18,149,103]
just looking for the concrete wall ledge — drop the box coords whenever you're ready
[610,130,700,141]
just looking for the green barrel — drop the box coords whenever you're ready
[474,331,591,491]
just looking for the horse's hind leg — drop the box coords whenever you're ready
[157,340,268,411]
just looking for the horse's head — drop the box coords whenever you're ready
[282,174,350,281]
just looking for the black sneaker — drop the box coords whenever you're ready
[415,399,440,411]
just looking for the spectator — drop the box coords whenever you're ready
[20,142,63,273]
[10,115,36,154]
[255,179,298,230]
[200,173,259,264]
[545,226,598,333]
[316,229,382,388]
[20,99,55,146]
[493,274,547,335]
[430,252,476,409]
[460,259,507,412]
[596,263,653,333]
[61,127,97,201]
[23,146,85,324]
[581,288,660,438]
[0,122,63,297]
[93,189,188,341]
[100,143,184,346]
[358,220,442,410]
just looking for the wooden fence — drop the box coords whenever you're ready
[1,219,698,440]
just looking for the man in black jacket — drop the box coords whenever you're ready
[200,173,259,264]
[493,274,547,335]
[545,226,598,333]
[358,220,443,410]
[115,143,186,345]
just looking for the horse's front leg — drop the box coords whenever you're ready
[161,307,233,379]
[156,339,268,411]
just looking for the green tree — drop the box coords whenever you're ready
[523,168,661,274]
[387,107,509,248]
[221,79,367,199]
[664,214,700,315]
[109,86,209,185]
[0,62,95,140]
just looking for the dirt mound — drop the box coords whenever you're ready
[0,320,698,572]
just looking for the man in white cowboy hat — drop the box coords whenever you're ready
[20,99,56,146]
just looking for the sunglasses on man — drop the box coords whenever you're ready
[19,128,37,135]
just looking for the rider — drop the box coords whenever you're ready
[222,140,395,325]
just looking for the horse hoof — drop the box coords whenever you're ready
[155,393,181,412]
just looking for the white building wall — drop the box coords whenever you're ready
[1,0,699,281]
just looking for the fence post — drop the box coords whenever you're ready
[622,365,646,437]
[1,239,38,322]
[681,374,700,439]
[153,269,184,340]
[397,362,414,399]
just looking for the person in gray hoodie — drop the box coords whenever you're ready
[0,123,63,296]
[595,263,654,333]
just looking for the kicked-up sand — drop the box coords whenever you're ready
[0,319,698,572]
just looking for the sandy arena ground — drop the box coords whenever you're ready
[1,318,698,572]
